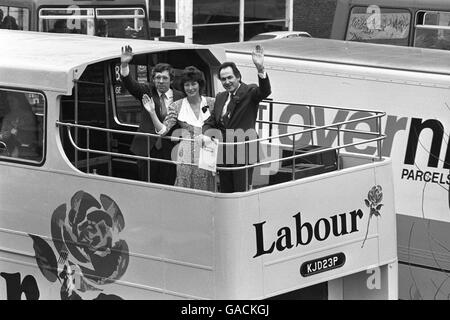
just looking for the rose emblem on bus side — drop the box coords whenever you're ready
[29,190,129,300]
[361,185,383,248]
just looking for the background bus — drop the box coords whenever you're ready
[331,0,450,51]
[0,0,149,39]
[218,37,450,299]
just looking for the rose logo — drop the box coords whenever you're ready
[29,191,129,300]
[361,185,383,248]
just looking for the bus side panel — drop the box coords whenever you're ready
[213,160,396,299]
[0,166,216,300]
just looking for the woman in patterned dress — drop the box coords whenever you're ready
[142,66,216,191]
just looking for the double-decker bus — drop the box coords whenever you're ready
[0,0,149,39]
[0,30,397,300]
[331,0,450,51]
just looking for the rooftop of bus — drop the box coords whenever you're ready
[336,0,450,9]
[0,30,215,93]
[220,37,450,76]
[1,0,146,6]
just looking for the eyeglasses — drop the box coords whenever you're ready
[154,75,170,81]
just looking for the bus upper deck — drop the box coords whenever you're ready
[0,0,149,39]
[0,30,397,299]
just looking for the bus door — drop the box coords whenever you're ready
[38,6,149,39]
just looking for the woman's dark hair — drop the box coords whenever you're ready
[218,62,241,80]
[180,66,205,94]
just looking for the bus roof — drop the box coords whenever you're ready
[221,37,450,76]
[1,0,146,7]
[339,0,450,9]
[0,30,212,94]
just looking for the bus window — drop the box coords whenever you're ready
[96,8,147,39]
[60,62,110,175]
[0,5,29,30]
[39,7,95,35]
[345,6,411,46]
[113,62,150,125]
[0,89,45,163]
[39,7,148,39]
[414,11,450,50]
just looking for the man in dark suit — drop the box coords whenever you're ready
[202,45,271,193]
[120,45,184,184]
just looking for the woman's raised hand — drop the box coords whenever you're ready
[142,94,156,114]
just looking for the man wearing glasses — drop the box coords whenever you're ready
[120,45,185,184]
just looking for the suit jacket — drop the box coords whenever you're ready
[121,75,185,156]
[202,75,271,164]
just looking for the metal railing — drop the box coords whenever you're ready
[56,99,386,192]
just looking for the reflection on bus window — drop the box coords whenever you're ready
[0,6,29,30]
[40,8,94,35]
[0,90,45,162]
[345,6,411,46]
[96,8,147,39]
[414,11,450,50]
[113,63,149,125]
[39,7,147,39]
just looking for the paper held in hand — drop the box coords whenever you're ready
[198,138,219,173]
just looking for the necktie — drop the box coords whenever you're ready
[155,93,167,150]
[160,92,167,119]
[221,93,233,121]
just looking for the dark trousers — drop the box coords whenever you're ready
[137,144,176,185]
[219,166,254,193]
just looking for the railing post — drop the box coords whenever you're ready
[87,128,90,174]
[147,135,151,182]
[292,133,296,181]
[74,80,79,170]
[308,105,314,145]
[377,114,382,161]
[245,139,249,191]
[337,125,341,170]
[269,101,273,143]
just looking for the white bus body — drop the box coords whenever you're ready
[0,31,397,300]
[219,37,450,299]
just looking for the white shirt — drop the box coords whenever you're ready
[156,97,211,135]
[221,83,241,118]
[158,89,173,108]
[178,96,211,127]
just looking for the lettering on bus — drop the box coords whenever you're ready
[252,185,384,258]
[279,106,450,187]
[253,209,363,258]
[0,272,40,300]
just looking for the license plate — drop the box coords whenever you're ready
[300,252,346,277]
